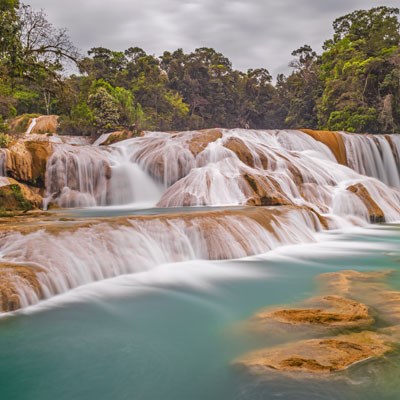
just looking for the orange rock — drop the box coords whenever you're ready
[0,262,44,312]
[29,115,59,134]
[347,183,385,223]
[187,129,223,156]
[301,129,347,165]
[235,331,392,374]
[6,140,53,188]
[242,173,292,206]
[254,295,373,329]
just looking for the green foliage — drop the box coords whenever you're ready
[327,107,377,132]
[317,6,400,133]
[88,87,120,132]
[0,133,11,148]
[1,2,400,135]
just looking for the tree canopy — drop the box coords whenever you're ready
[0,3,399,135]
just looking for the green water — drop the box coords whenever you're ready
[1,225,400,400]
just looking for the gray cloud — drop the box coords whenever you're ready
[27,0,400,77]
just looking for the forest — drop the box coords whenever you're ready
[1,1,400,135]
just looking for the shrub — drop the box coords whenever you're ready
[0,133,11,148]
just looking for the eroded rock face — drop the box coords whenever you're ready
[0,262,44,312]
[301,129,347,165]
[188,129,223,156]
[347,183,385,223]
[243,173,292,207]
[253,295,373,330]
[6,141,53,188]
[235,331,392,374]
[99,130,137,146]
[29,115,59,134]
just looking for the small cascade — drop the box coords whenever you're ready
[0,149,7,176]
[41,129,400,223]
[44,143,163,208]
[0,207,322,309]
[44,144,112,208]
[341,132,400,189]
[26,118,37,134]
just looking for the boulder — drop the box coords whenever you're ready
[243,173,292,206]
[29,115,59,134]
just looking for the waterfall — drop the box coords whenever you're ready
[43,129,400,223]
[2,128,400,312]
[0,149,7,176]
[340,132,400,189]
[44,143,163,208]
[0,207,322,309]
[26,118,37,134]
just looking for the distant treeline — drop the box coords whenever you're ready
[1,2,399,134]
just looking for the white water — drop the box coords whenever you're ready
[2,129,400,311]
[44,143,163,208]
[341,132,400,189]
[26,118,37,134]
[0,149,7,176]
[43,130,400,224]
[0,207,321,308]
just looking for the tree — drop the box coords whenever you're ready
[319,7,400,133]
[88,87,120,132]
[277,45,321,129]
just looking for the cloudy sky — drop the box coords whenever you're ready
[28,0,399,77]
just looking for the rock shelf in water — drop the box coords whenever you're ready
[235,331,392,374]
[253,295,373,330]
[235,270,400,376]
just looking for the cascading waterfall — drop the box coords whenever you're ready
[44,129,400,222]
[340,132,400,189]
[44,143,163,208]
[0,207,321,309]
[2,128,400,312]
[110,129,400,224]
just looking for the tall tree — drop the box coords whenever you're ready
[319,6,400,133]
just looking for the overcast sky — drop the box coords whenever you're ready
[28,0,400,77]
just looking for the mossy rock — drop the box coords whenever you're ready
[0,179,42,211]
[0,184,34,211]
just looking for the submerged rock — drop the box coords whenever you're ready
[253,295,373,330]
[235,331,392,374]
[235,269,400,377]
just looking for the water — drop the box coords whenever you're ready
[1,129,400,399]
[1,224,400,400]
[0,149,6,176]
[43,130,400,224]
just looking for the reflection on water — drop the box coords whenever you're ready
[0,224,399,400]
